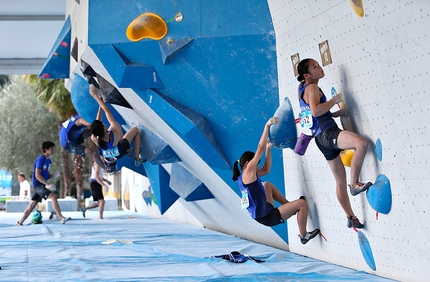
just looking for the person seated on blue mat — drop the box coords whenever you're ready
[232,117,320,245]
[59,113,106,169]
[89,84,144,174]
[296,58,372,229]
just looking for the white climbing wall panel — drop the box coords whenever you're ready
[269,0,430,280]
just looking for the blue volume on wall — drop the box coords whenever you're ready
[38,16,71,79]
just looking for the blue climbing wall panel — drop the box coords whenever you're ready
[38,16,71,79]
[87,0,284,188]
[58,0,289,244]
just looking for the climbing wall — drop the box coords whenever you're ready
[58,0,290,251]
[40,0,429,281]
[269,0,430,281]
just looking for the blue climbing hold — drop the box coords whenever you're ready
[366,174,392,214]
[268,97,297,149]
[374,138,382,161]
[357,230,376,271]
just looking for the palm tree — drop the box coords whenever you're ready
[25,76,85,210]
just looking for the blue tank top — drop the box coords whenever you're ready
[104,131,115,149]
[101,131,120,158]
[238,174,274,219]
[298,83,337,136]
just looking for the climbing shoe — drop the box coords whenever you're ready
[347,216,364,229]
[300,229,320,244]
[349,182,372,196]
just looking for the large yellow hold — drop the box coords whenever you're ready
[340,149,355,167]
[126,13,168,41]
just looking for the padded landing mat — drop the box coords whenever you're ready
[0,211,393,281]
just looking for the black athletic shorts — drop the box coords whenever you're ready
[255,204,284,227]
[117,138,131,158]
[32,185,51,203]
[315,126,342,161]
[90,181,104,201]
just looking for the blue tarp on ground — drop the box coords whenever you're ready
[0,211,394,281]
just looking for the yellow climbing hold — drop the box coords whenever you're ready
[126,13,168,41]
[349,0,364,18]
[340,149,355,167]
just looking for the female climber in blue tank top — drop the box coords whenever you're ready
[232,117,320,244]
[296,58,372,229]
[89,84,144,173]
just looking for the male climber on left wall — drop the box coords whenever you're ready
[59,113,106,169]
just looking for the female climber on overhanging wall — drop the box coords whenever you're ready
[296,58,372,229]
[89,84,145,174]
[232,117,320,245]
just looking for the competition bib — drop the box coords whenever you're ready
[299,110,313,129]
[102,147,120,158]
[241,191,249,209]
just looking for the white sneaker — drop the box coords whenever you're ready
[60,217,71,224]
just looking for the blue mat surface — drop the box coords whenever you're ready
[0,211,394,281]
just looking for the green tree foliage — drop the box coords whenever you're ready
[0,75,61,179]
[28,76,75,121]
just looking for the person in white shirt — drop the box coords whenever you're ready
[18,172,31,200]
[81,162,111,219]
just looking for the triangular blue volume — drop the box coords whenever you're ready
[169,163,214,202]
[159,38,194,64]
[143,162,179,214]
[38,16,71,79]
